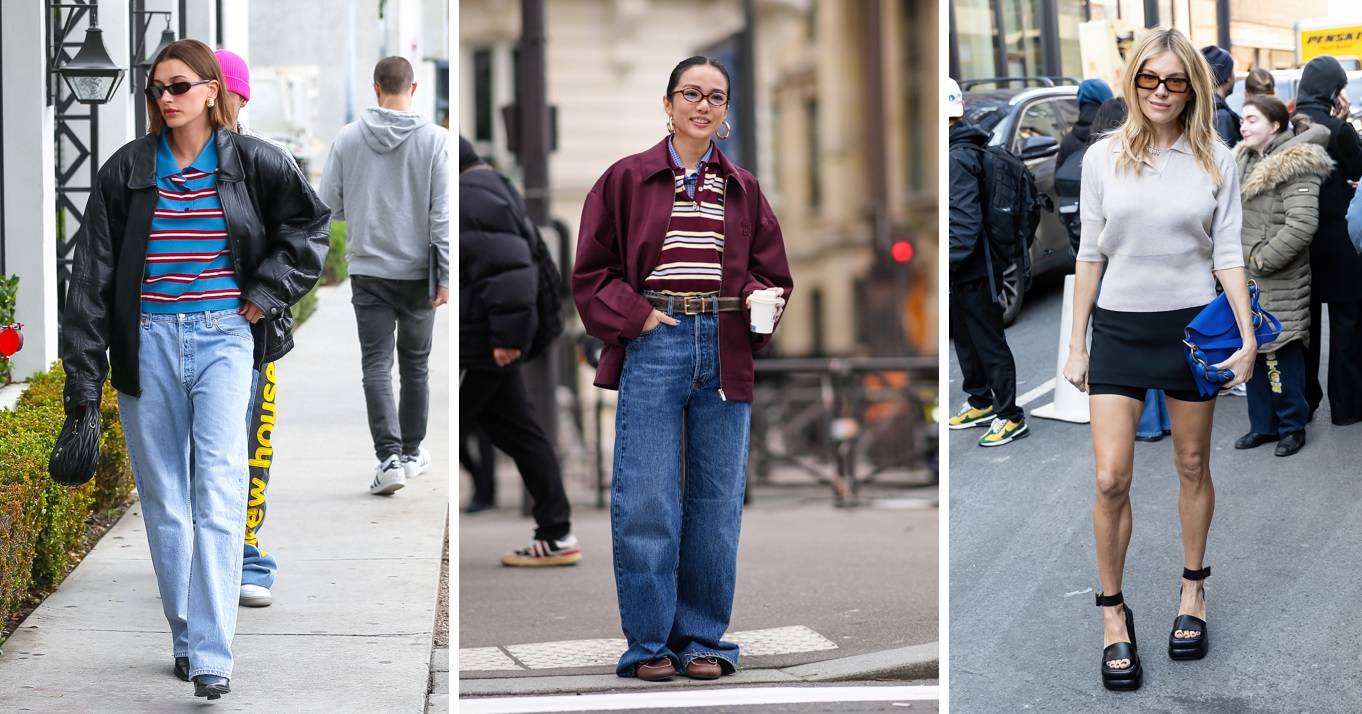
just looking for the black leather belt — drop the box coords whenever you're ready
[644,293,742,315]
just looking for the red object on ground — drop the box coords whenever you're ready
[0,323,23,360]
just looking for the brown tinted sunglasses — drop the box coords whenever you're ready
[1134,72,1190,94]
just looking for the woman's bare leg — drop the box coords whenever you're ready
[1165,396,1217,638]
[1090,393,1144,667]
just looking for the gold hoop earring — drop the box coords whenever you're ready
[717,120,732,141]
[667,115,675,134]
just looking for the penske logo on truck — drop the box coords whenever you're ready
[1298,21,1362,64]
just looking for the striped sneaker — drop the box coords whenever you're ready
[501,534,582,567]
[368,454,406,495]
[948,403,995,429]
[978,417,1029,447]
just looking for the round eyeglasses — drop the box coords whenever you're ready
[672,87,728,107]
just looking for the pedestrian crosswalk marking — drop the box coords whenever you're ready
[460,625,839,672]
[457,685,940,713]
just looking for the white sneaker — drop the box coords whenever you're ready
[401,447,431,479]
[239,584,272,607]
[369,454,406,495]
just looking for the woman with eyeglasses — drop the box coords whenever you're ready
[1061,28,1254,691]
[59,39,330,700]
[1231,95,1330,457]
[572,56,793,682]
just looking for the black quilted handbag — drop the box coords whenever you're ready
[48,404,102,486]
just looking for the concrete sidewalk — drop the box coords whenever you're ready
[0,281,449,712]
[458,481,939,699]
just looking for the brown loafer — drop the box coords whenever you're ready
[684,656,724,680]
[635,657,677,681]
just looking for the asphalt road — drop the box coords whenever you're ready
[949,276,1362,712]
[460,487,938,678]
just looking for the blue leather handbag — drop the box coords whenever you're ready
[1183,282,1282,397]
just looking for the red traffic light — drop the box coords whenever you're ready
[891,240,913,264]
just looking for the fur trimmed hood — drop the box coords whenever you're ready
[1238,124,1334,200]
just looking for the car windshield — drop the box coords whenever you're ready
[961,99,1008,136]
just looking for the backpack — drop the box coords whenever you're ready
[967,143,1043,301]
[1054,146,1085,256]
[499,174,565,362]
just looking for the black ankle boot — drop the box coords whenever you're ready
[193,675,231,700]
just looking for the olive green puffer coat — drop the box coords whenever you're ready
[1235,123,1334,350]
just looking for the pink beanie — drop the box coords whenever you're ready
[214,49,250,101]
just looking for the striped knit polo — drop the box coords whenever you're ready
[142,132,241,314]
[642,137,726,295]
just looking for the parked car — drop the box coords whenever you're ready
[960,78,1078,324]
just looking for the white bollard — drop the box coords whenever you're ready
[1032,274,1091,424]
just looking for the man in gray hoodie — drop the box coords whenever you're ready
[320,56,449,496]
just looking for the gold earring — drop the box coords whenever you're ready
[717,120,732,140]
[667,115,675,134]
[207,97,215,108]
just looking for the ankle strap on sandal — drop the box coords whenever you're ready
[1182,566,1211,581]
[1095,591,1124,607]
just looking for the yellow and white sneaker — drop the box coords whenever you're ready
[948,403,995,430]
[979,418,1029,447]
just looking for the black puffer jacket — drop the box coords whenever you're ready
[60,128,332,411]
[948,121,999,285]
[1296,56,1362,303]
[459,157,538,371]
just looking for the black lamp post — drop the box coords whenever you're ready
[139,19,175,70]
[53,5,125,105]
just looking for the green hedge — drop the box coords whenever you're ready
[0,362,132,629]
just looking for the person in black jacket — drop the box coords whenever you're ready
[1201,45,1240,147]
[1295,55,1362,424]
[1057,79,1114,170]
[946,79,1026,446]
[459,137,578,566]
[59,40,330,699]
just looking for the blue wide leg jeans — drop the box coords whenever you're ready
[119,309,254,679]
[611,313,752,677]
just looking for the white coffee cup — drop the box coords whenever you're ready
[748,290,782,334]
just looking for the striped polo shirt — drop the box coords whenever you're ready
[142,133,241,314]
[642,137,726,295]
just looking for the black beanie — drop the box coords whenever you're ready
[459,135,481,172]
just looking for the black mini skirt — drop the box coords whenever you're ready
[1089,304,1210,397]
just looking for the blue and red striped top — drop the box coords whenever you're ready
[142,133,241,314]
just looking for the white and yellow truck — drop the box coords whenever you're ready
[1297,17,1362,68]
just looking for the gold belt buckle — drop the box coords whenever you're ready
[683,296,704,315]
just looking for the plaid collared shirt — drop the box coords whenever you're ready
[667,135,714,199]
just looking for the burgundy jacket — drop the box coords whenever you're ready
[572,138,793,402]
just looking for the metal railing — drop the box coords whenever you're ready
[582,354,938,508]
[749,357,938,505]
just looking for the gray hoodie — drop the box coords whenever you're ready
[320,107,449,286]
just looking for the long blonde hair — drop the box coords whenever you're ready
[1113,28,1223,186]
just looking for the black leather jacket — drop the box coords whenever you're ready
[60,128,331,411]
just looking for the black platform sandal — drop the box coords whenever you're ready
[1169,566,1210,660]
[1096,591,1142,691]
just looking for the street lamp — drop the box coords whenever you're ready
[139,18,176,70]
[55,8,125,105]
